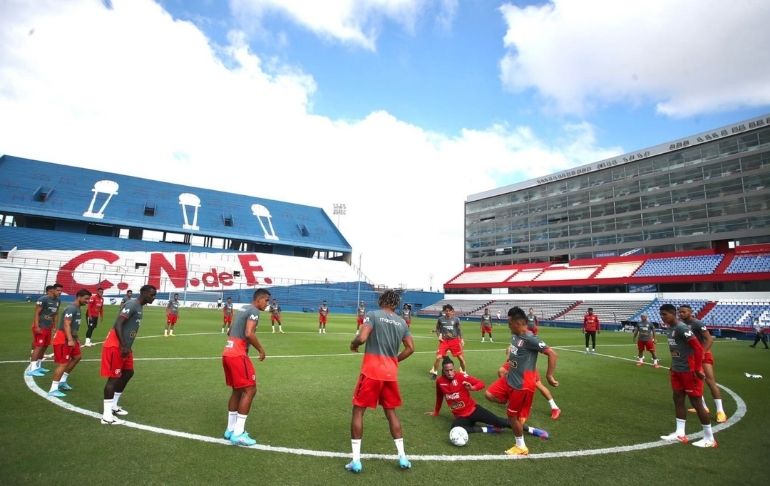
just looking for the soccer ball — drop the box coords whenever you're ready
[449,426,469,447]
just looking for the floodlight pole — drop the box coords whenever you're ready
[333,203,346,230]
[182,232,193,305]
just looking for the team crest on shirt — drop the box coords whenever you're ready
[129,330,137,338]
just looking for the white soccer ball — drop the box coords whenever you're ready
[449,426,469,447]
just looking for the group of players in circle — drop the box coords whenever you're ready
[24,285,726,474]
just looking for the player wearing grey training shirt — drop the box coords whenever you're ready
[633,314,659,367]
[429,304,466,377]
[26,284,63,376]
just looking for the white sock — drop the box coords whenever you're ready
[702,423,714,441]
[49,381,59,392]
[702,397,708,409]
[112,392,122,409]
[548,399,558,409]
[103,399,114,419]
[714,399,724,413]
[653,358,659,364]
[62,372,70,383]
[394,437,405,457]
[638,357,644,363]
[585,347,590,352]
[279,326,283,332]
[351,439,362,462]
[515,435,526,448]
[226,411,238,432]
[234,413,247,436]
[675,418,686,436]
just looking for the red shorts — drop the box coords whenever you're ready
[271,315,280,323]
[486,375,534,420]
[166,314,178,325]
[100,346,134,378]
[637,340,656,352]
[32,327,52,348]
[352,373,401,409]
[54,341,82,363]
[223,315,232,325]
[222,355,256,389]
[703,351,714,366]
[437,338,463,357]
[670,370,703,397]
[481,325,492,333]
[319,315,328,324]
[357,317,364,326]
[405,319,411,327]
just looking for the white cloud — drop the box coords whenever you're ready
[499,0,770,117]
[0,0,616,290]
[230,0,444,50]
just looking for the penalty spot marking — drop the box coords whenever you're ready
[23,355,746,461]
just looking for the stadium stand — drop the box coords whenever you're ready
[632,255,723,277]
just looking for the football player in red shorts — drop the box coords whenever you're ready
[47,289,91,397]
[318,300,329,334]
[222,289,270,446]
[659,304,716,448]
[222,297,234,334]
[484,307,558,456]
[429,304,466,378]
[26,284,62,376]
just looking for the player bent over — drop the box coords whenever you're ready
[485,307,559,456]
[222,289,270,446]
[48,289,91,397]
[347,290,415,473]
[659,304,717,447]
[100,285,157,424]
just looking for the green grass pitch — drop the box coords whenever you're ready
[1,301,768,485]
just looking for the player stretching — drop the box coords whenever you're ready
[84,287,104,347]
[100,284,157,424]
[356,301,366,335]
[222,289,270,446]
[270,299,284,333]
[26,284,62,377]
[485,306,559,456]
[429,304,466,378]
[164,293,180,337]
[427,357,549,438]
[347,290,414,473]
[583,307,600,353]
[318,300,329,334]
[633,314,659,368]
[480,308,493,343]
[222,297,234,334]
[48,289,91,397]
[678,304,727,423]
[659,304,717,447]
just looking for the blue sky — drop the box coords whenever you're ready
[1,0,769,290]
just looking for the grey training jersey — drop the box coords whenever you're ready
[436,316,462,339]
[115,299,144,350]
[231,304,261,342]
[506,332,549,390]
[636,321,655,341]
[57,304,83,336]
[682,317,708,346]
[481,313,492,326]
[667,322,697,372]
[166,299,180,315]
[36,295,61,329]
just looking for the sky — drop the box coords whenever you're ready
[1,0,770,291]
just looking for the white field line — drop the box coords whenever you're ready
[21,349,746,461]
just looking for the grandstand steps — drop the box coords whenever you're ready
[713,253,736,274]
[736,310,753,326]
[551,300,581,320]
[697,301,717,320]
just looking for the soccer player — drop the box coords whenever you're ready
[222,289,270,446]
[402,303,412,327]
[318,300,329,334]
[119,290,133,310]
[84,287,104,347]
[356,301,366,334]
[583,307,600,353]
[526,308,539,335]
[270,299,284,333]
[429,357,536,436]
[480,307,494,343]
[497,350,561,420]
[633,314,660,367]
[99,284,157,425]
[346,289,414,473]
[485,306,559,456]
[26,284,62,377]
[164,293,180,336]
[429,304,466,378]
[222,297,234,334]
[678,304,727,423]
[659,304,717,447]
[48,289,91,397]
[749,319,769,349]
